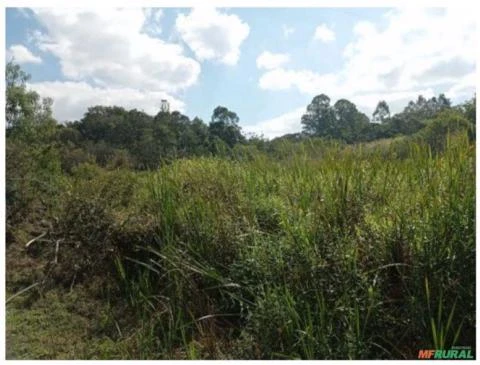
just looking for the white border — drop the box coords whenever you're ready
[1,0,479,364]
[2,0,480,7]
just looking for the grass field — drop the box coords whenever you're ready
[6,133,475,359]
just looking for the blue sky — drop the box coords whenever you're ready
[6,7,476,138]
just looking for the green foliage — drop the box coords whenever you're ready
[301,94,335,137]
[457,96,476,140]
[372,101,390,123]
[6,62,476,360]
[209,106,246,148]
[375,94,453,139]
[6,60,33,128]
[66,104,247,169]
[6,61,57,143]
[402,94,451,119]
[333,99,370,142]
[300,93,457,144]
[7,129,475,359]
[6,139,63,225]
[414,109,472,153]
[19,133,467,359]
[301,95,370,143]
[462,95,476,125]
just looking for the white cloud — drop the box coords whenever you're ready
[259,68,338,94]
[142,8,163,36]
[255,8,476,139]
[175,8,250,65]
[31,8,200,92]
[244,107,305,139]
[256,51,290,70]
[17,8,32,19]
[259,8,476,115]
[6,44,42,64]
[282,24,295,39]
[313,24,335,43]
[340,9,475,96]
[446,72,477,104]
[29,81,185,122]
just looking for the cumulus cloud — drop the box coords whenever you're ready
[30,8,200,92]
[416,57,475,84]
[176,8,250,65]
[244,107,305,139]
[313,24,335,43]
[6,44,42,64]
[446,72,476,104]
[259,68,338,94]
[29,81,185,122]
[256,51,290,70]
[258,8,476,127]
[142,8,163,36]
[340,8,475,95]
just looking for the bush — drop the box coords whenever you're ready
[415,110,471,153]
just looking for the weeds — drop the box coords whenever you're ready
[6,132,475,359]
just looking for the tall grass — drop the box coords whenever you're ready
[50,132,475,359]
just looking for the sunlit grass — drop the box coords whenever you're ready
[96,132,474,359]
[7,131,474,359]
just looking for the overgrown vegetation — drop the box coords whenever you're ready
[5,61,476,359]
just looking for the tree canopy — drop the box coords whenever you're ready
[209,106,245,148]
[6,61,475,170]
[6,60,56,141]
[301,94,369,142]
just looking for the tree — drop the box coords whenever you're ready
[6,60,31,128]
[186,117,210,155]
[461,95,476,126]
[417,109,471,153]
[78,106,129,143]
[301,95,369,142]
[457,95,476,140]
[301,94,335,137]
[378,94,453,138]
[402,94,451,120]
[372,100,390,123]
[211,106,240,126]
[436,93,451,111]
[209,106,245,148]
[6,60,56,141]
[332,99,370,142]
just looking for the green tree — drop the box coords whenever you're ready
[372,100,390,123]
[6,60,32,128]
[417,109,471,153]
[403,94,451,120]
[78,105,129,143]
[6,60,56,141]
[209,106,245,148]
[455,95,476,140]
[181,117,210,156]
[333,99,370,142]
[459,95,476,126]
[301,95,369,142]
[376,94,453,139]
[301,94,335,137]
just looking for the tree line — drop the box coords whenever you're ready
[6,60,476,171]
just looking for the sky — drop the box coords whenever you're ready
[5,7,476,138]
